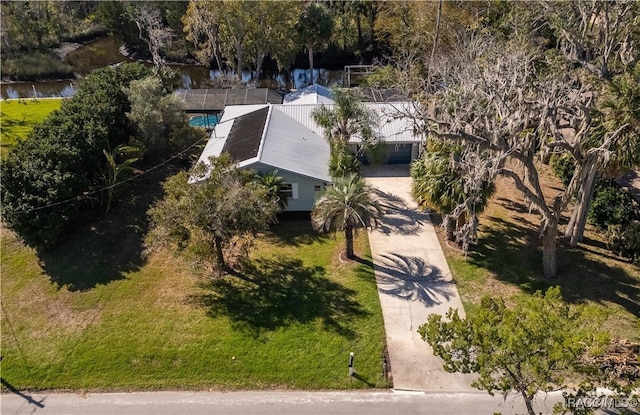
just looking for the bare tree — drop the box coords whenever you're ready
[134,5,173,72]
[542,0,638,80]
[395,36,629,278]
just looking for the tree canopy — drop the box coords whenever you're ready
[411,140,495,247]
[419,287,608,415]
[146,154,279,272]
[1,63,151,247]
[390,0,639,277]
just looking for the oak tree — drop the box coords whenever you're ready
[146,154,279,272]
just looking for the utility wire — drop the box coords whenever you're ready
[8,136,207,215]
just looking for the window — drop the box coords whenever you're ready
[279,184,293,198]
[279,183,298,199]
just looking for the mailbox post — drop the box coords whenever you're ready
[348,352,354,376]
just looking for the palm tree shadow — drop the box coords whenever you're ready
[191,257,368,338]
[371,188,427,236]
[374,253,454,307]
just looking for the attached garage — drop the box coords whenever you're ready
[385,143,413,164]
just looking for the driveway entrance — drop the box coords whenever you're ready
[362,165,475,391]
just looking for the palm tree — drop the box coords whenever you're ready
[311,174,383,259]
[296,2,333,85]
[411,141,494,242]
[103,144,140,213]
[255,170,288,211]
[311,88,382,176]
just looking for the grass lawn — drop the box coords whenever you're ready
[0,98,63,157]
[0,167,387,391]
[438,164,640,341]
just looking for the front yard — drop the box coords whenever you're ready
[1,212,387,391]
[441,170,640,342]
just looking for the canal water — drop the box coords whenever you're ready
[1,37,344,99]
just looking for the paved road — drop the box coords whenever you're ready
[363,166,475,392]
[0,390,567,415]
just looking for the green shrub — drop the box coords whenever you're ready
[1,63,151,247]
[606,221,640,265]
[329,150,360,178]
[549,152,575,187]
[588,180,639,229]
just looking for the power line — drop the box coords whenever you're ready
[8,137,207,215]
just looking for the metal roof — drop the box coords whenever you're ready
[195,104,330,182]
[283,84,334,105]
[193,100,419,183]
[175,88,283,112]
[283,85,407,105]
[258,107,330,182]
[273,102,420,143]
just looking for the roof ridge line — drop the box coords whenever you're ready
[256,104,273,162]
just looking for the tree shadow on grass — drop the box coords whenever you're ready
[191,257,368,338]
[37,164,184,291]
[468,216,640,317]
[266,220,328,247]
[0,114,29,145]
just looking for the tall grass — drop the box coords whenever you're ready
[1,52,74,81]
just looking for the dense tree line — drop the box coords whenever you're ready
[1,1,102,52]
[0,1,105,80]
[2,1,483,81]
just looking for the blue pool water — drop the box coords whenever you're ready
[189,114,220,128]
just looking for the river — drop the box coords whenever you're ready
[0,37,345,99]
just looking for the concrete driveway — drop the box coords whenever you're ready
[363,165,476,392]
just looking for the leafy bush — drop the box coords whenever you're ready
[549,152,575,187]
[1,64,151,247]
[329,149,360,178]
[606,221,640,265]
[124,75,192,155]
[588,180,639,229]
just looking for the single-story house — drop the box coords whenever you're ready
[193,85,422,211]
[193,104,331,212]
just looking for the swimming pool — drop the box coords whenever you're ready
[189,114,220,128]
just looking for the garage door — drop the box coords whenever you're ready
[386,143,412,164]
